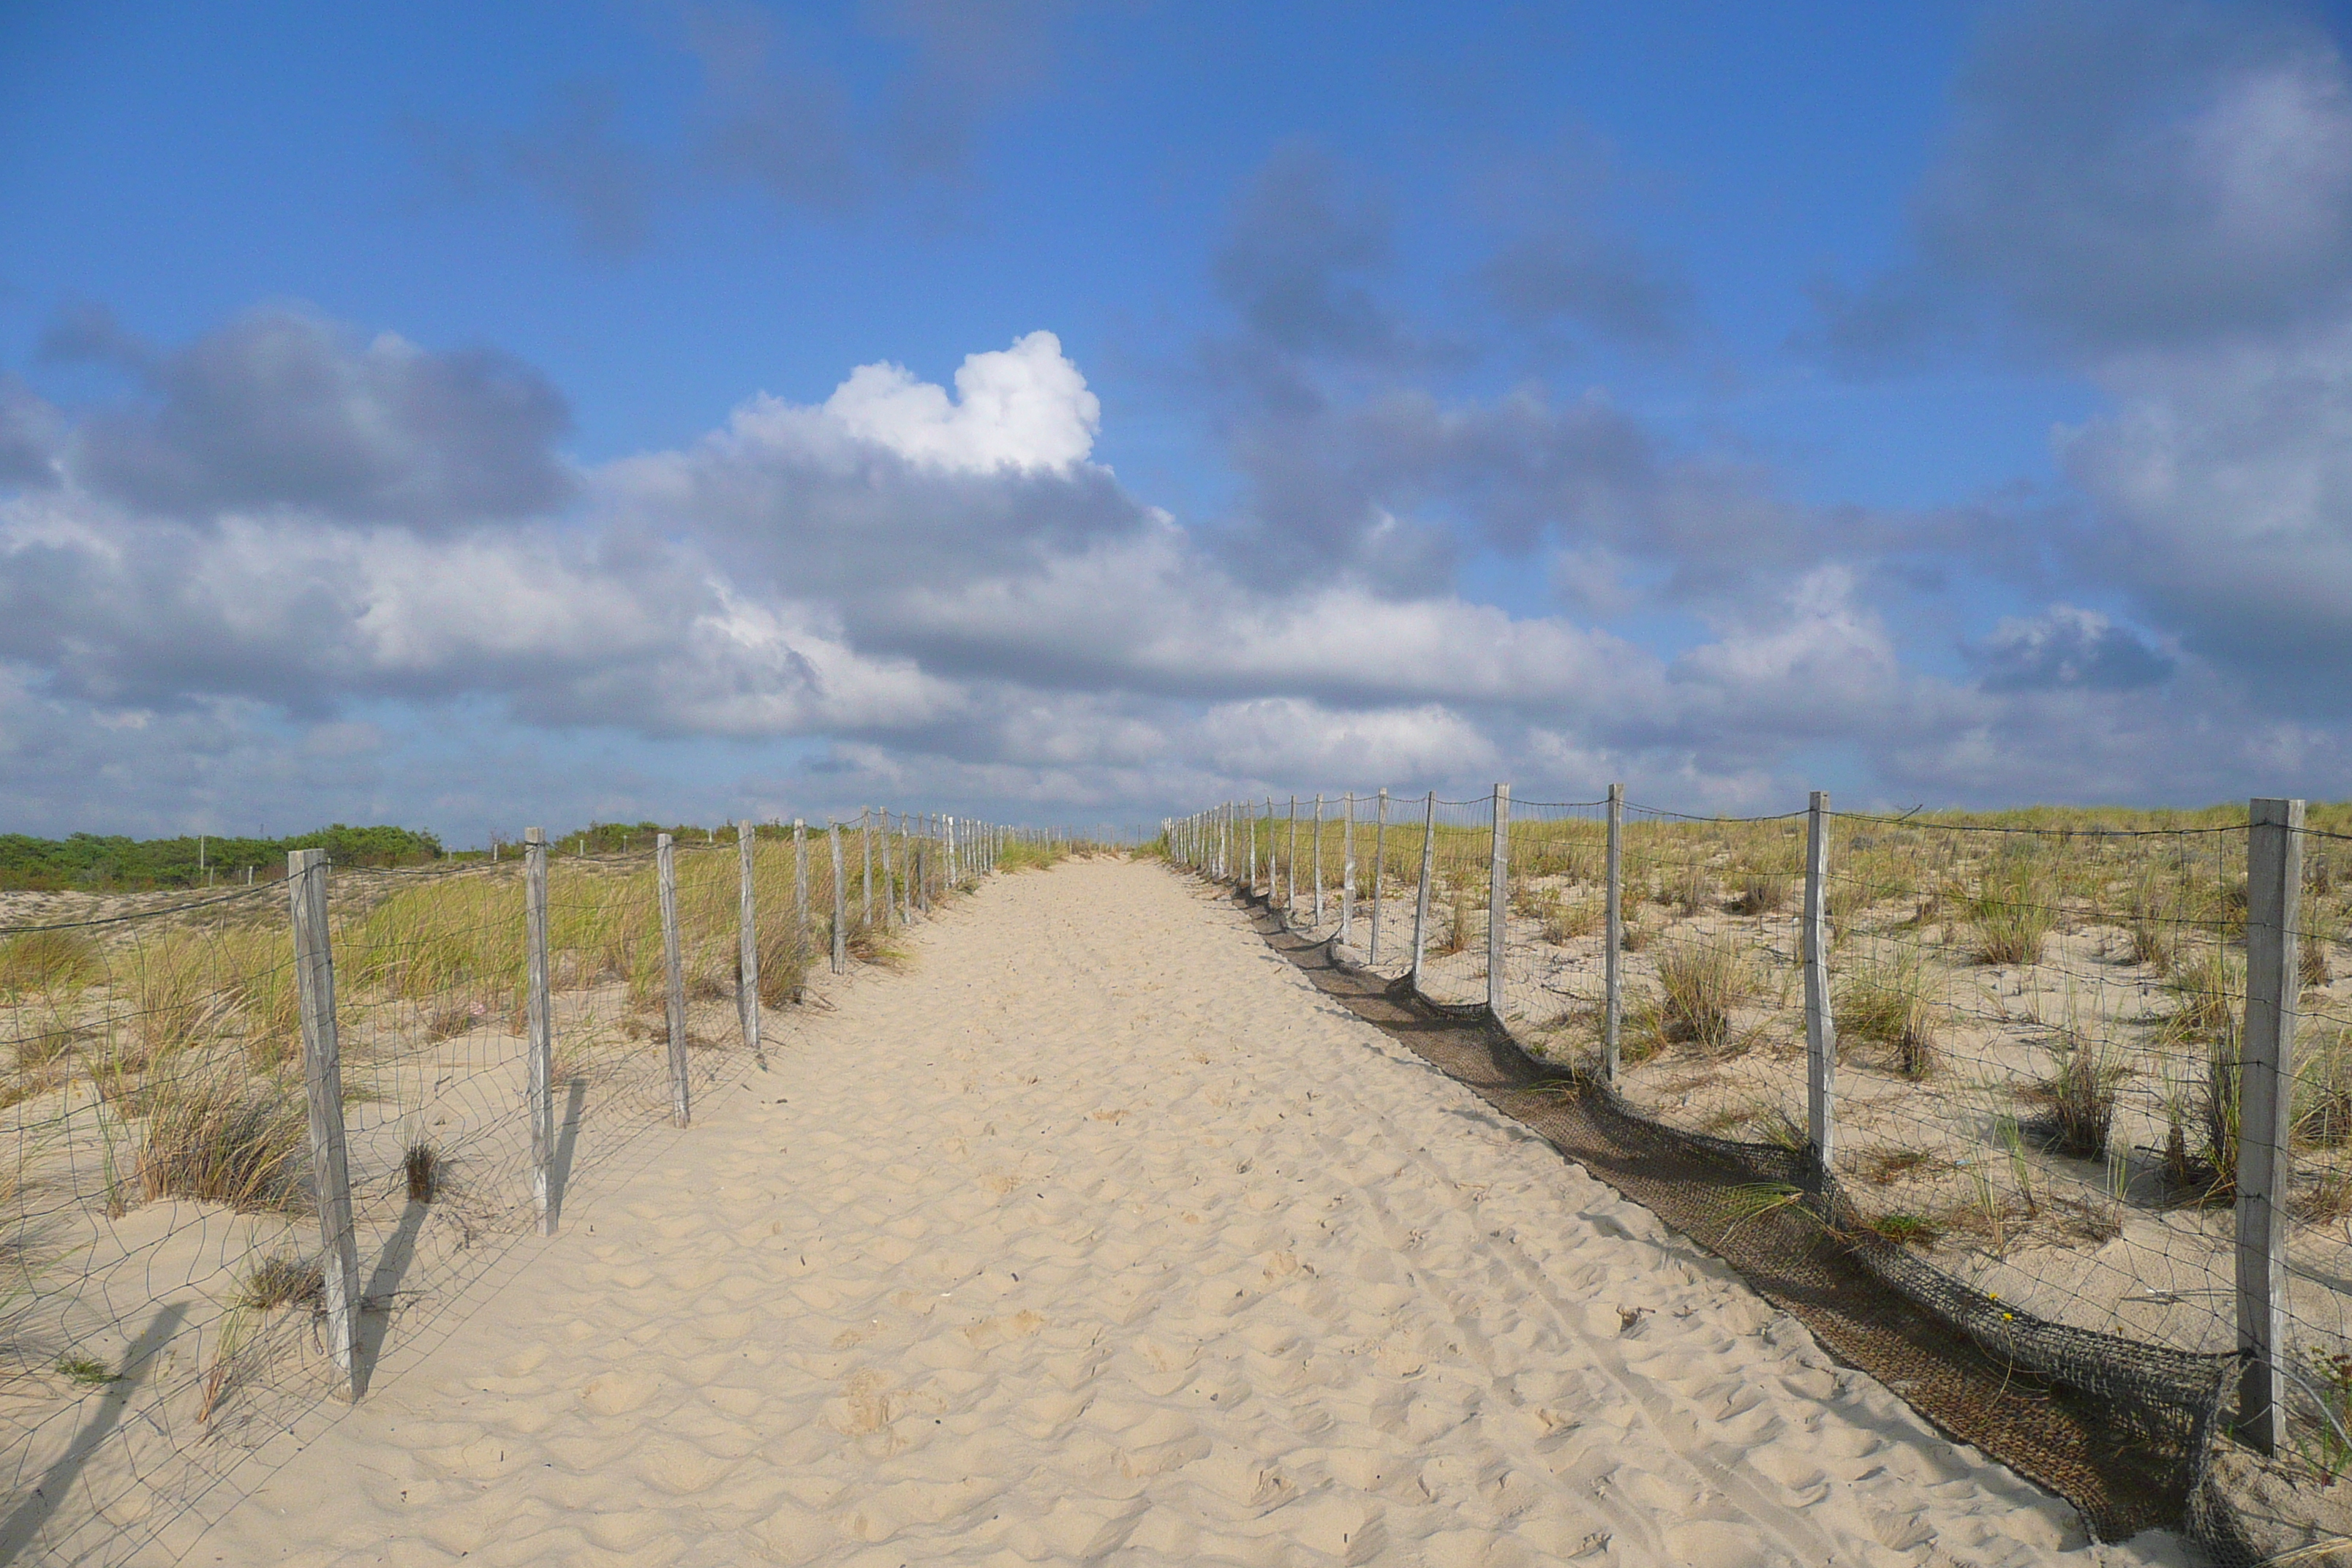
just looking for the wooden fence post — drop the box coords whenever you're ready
[525,827,555,1232]
[1340,792,1357,947]
[1604,784,1624,1085]
[1311,794,1325,927]
[1803,791,1835,1182]
[1410,791,1436,993]
[881,813,900,927]
[657,834,690,1128]
[1371,788,1388,964]
[862,807,874,925]
[2239,796,2306,1452]
[737,821,761,1064]
[1487,784,1510,1018]
[288,848,362,1396]
[793,820,809,952]
[830,821,849,974]
[1286,796,1299,920]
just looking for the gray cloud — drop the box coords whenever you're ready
[1479,227,1691,349]
[1211,143,1416,366]
[1819,0,2352,365]
[59,306,575,526]
[505,83,660,255]
[0,377,60,488]
[686,4,861,211]
[1972,603,2175,692]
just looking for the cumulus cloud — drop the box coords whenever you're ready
[818,331,1099,472]
[5,301,2342,834]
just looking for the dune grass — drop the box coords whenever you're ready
[133,1058,309,1213]
[1833,949,1937,1077]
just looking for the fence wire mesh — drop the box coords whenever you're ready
[1167,792,2352,1561]
[1,809,1041,1565]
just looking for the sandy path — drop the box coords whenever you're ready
[181,860,2190,1567]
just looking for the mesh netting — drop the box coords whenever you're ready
[1166,795,2352,1562]
[0,810,1050,1564]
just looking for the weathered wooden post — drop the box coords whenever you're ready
[862,806,874,926]
[288,848,362,1395]
[1311,794,1326,927]
[830,821,849,974]
[1487,784,1510,1017]
[794,820,809,953]
[881,813,900,927]
[1604,784,1624,1085]
[2239,796,2306,1452]
[1409,791,1436,994]
[1339,792,1357,947]
[737,821,761,1064]
[1286,796,1299,919]
[657,834,690,1128]
[1371,788,1389,964]
[525,827,555,1232]
[1802,792,1834,1181]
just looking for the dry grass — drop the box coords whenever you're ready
[1646,936,1757,1055]
[0,930,100,992]
[404,1140,443,1203]
[2301,1025,2352,1150]
[1730,874,1790,916]
[1856,1147,1955,1186]
[235,1253,323,1310]
[1968,859,2055,966]
[1433,885,1475,957]
[2039,1032,2122,1159]
[133,1060,309,1213]
[1833,950,1937,1077]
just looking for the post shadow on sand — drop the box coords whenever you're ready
[0,1301,189,1565]
[353,1196,429,1397]
[549,1077,586,1232]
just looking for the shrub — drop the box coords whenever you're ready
[1833,951,1937,1077]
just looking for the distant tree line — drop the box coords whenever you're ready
[0,825,444,891]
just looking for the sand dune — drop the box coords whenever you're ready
[176,859,2193,1567]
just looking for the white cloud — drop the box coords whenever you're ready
[817,330,1099,472]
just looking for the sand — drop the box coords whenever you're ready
[170,859,2194,1567]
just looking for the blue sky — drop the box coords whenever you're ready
[4,1,2351,843]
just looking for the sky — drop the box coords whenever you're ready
[5,1,2352,843]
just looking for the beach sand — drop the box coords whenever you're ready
[179,859,2193,1567]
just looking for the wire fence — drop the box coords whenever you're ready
[1166,790,2352,1562]
[0,809,1077,1565]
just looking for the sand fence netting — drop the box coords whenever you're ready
[1168,792,2352,1562]
[0,810,1017,1565]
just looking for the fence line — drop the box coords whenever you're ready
[1,812,1093,1565]
[1163,788,2352,1558]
